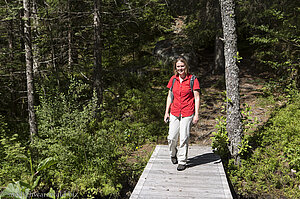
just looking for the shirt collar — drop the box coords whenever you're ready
[175,74,191,81]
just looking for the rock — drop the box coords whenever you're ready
[153,39,198,71]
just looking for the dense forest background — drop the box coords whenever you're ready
[0,0,299,198]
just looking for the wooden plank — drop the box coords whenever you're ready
[137,187,228,198]
[138,181,226,189]
[137,193,228,199]
[140,185,227,194]
[130,145,232,199]
[130,145,162,198]
[216,155,233,199]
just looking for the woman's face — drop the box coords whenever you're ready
[176,61,186,76]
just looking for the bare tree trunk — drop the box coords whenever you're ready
[214,35,225,74]
[7,19,16,118]
[32,0,40,75]
[23,0,38,142]
[205,0,224,74]
[45,7,60,88]
[8,19,14,60]
[213,0,225,74]
[67,0,73,68]
[19,7,25,64]
[93,0,103,115]
[219,0,242,164]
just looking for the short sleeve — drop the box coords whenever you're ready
[167,76,175,89]
[193,77,200,90]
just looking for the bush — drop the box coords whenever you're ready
[34,82,125,197]
[32,77,167,197]
[1,69,168,198]
[229,95,300,198]
[0,115,28,186]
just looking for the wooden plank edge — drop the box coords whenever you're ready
[217,157,233,199]
[130,145,161,199]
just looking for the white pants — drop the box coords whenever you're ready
[168,114,193,165]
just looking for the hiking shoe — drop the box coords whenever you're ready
[177,164,186,171]
[171,156,178,164]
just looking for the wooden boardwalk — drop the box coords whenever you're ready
[130,145,232,199]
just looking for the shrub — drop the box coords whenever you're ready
[229,95,300,198]
[0,115,27,186]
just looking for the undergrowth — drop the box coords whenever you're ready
[0,74,168,198]
[213,94,300,198]
[230,94,300,198]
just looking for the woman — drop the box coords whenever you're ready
[164,56,200,171]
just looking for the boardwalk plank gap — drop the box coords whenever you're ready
[130,145,233,199]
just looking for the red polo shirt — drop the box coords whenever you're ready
[167,74,200,117]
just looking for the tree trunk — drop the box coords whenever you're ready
[32,0,40,75]
[7,19,16,118]
[45,7,60,88]
[93,0,103,116]
[67,0,73,68]
[8,19,14,60]
[214,35,225,74]
[219,0,242,164]
[23,0,38,142]
[19,7,25,64]
[213,0,225,74]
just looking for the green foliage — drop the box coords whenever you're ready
[211,98,258,160]
[179,0,217,51]
[211,115,229,158]
[140,0,173,33]
[233,51,243,63]
[237,0,300,89]
[239,104,258,157]
[1,0,171,197]
[0,133,27,186]
[184,18,216,50]
[229,95,300,198]
[34,81,123,197]
[0,181,29,199]
[0,115,57,198]
[32,76,167,197]
[0,156,57,199]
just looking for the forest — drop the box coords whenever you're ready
[0,0,299,198]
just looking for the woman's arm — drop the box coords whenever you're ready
[164,90,172,123]
[193,90,200,124]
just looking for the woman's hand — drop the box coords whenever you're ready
[164,113,170,123]
[192,114,199,124]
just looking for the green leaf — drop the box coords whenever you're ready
[31,176,41,190]
[0,182,29,199]
[37,157,57,172]
[19,181,31,190]
[16,154,28,161]
[3,16,15,21]
[47,188,56,199]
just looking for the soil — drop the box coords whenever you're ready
[124,63,274,199]
[123,16,278,199]
[169,16,274,146]
[189,61,271,146]
[135,16,275,155]
[134,55,273,161]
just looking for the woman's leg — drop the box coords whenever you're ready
[178,115,193,165]
[167,114,180,158]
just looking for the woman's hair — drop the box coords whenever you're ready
[173,56,189,75]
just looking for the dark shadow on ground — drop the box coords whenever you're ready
[187,152,220,168]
